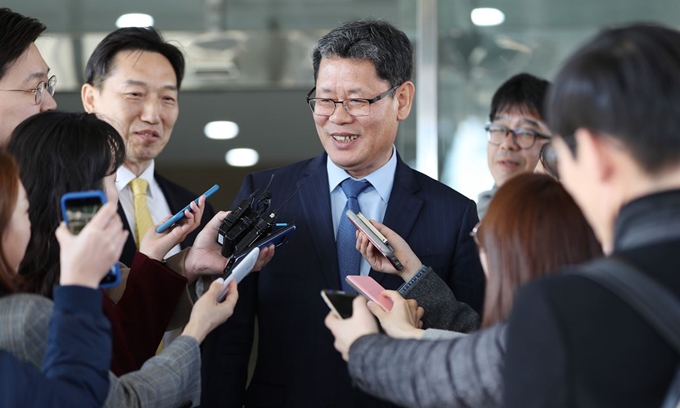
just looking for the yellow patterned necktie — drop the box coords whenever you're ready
[129,178,154,249]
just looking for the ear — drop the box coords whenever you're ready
[81,83,97,113]
[574,128,614,183]
[395,81,415,122]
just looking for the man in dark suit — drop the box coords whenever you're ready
[81,27,215,275]
[201,19,485,408]
[503,24,680,407]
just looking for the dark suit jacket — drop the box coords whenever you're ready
[201,152,485,408]
[119,172,217,267]
[503,238,680,407]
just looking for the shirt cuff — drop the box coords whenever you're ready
[398,264,429,294]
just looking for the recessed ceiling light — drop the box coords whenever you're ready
[470,8,505,27]
[116,13,154,28]
[226,148,259,167]
[204,121,239,140]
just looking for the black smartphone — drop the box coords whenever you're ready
[231,224,296,264]
[60,191,121,288]
[321,290,358,319]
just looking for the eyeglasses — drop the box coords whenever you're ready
[484,123,550,149]
[306,84,400,117]
[470,221,481,246]
[0,75,57,105]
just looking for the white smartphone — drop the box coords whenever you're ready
[346,210,404,271]
[216,247,260,302]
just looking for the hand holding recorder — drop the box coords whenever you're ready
[354,218,424,282]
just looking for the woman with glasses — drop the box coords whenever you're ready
[325,173,602,407]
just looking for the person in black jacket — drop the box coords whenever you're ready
[502,23,680,407]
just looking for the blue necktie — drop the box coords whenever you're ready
[337,178,371,291]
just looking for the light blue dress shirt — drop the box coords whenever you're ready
[327,146,397,277]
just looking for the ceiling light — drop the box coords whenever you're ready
[116,13,155,28]
[226,148,259,167]
[470,8,505,27]
[204,121,239,140]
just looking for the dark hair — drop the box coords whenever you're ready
[85,27,185,90]
[546,24,680,173]
[0,150,21,296]
[477,173,602,327]
[7,111,125,297]
[0,8,46,80]
[489,73,550,122]
[312,18,413,89]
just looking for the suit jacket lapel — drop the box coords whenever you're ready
[296,153,342,289]
[118,201,138,267]
[370,156,423,285]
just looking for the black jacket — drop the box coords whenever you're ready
[503,190,680,407]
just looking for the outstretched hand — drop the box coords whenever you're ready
[181,278,239,344]
[366,290,425,339]
[56,202,128,288]
[183,211,276,283]
[140,195,206,261]
[324,296,379,361]
[355,220,423,282]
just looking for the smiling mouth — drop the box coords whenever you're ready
[332,135,358,143]
[134,130,160,138]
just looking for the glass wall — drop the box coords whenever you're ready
[5,0,680,202]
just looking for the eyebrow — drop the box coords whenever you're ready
[122,79,177,91]
[493,115,542,128]
[316,87,364,97]
[22,68,50,85]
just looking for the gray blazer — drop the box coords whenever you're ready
[0,293,201,408]
[349,324,507,408]
[347,267,505,408]
[399,266,480,332]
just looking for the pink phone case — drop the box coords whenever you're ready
[345,275,393,311]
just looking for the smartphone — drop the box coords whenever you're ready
[321,290,358,319]
[155,184,220,233]
[216,246,260,302]
[345,275,393,312]
[346,210,404,271]
[60,191,121,288]
[231,224,296,264]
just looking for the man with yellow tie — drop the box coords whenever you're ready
[81,27,216,275]
[81,27,217,349]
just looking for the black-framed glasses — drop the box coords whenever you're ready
[306,84,400,117]
[0,75,57,105]
[470,221,481,246]
[484,123,550,149]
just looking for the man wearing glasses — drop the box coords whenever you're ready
[0,8,57,147]
[202,18,485,408]
[477,73,552,219]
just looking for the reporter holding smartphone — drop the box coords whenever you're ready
[0,151,125,407]
[2,111,273,407]
[325,174,602,408]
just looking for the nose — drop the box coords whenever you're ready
[40,91,57,112]
[328,102,353,125]
[499,130,520,151]
[140,99,161,124]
